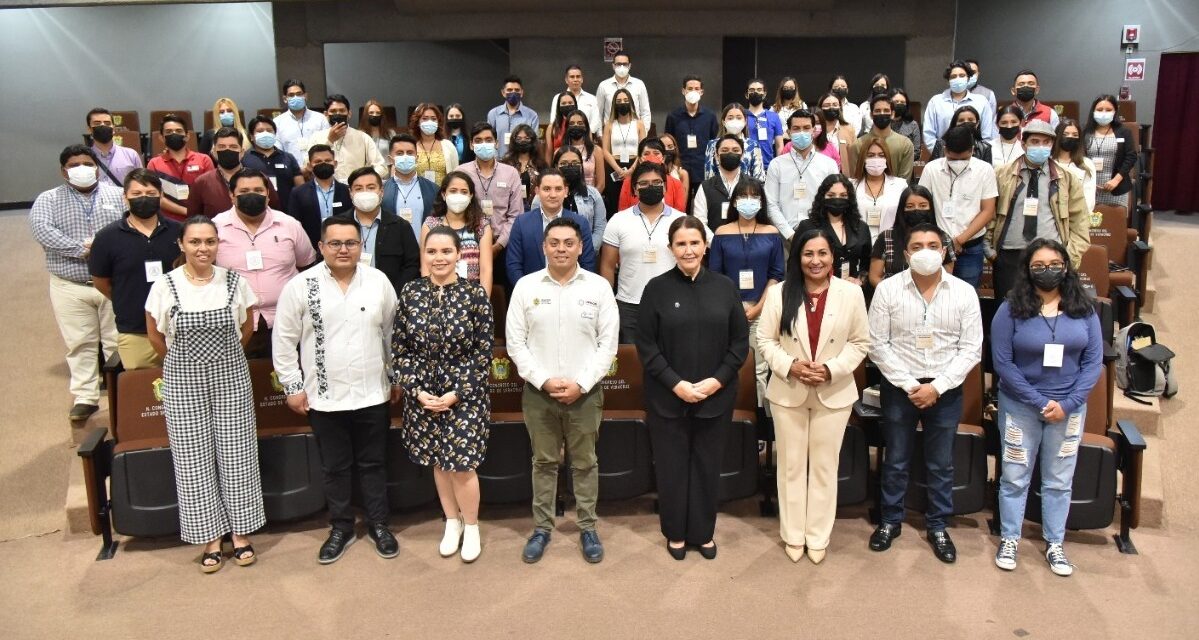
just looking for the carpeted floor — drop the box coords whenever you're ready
[1,211,1198,639]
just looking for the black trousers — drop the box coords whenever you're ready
[309,402,390,532]
[617,300,640,344]
[648,409,731,545]
[244,315,272,360]
[993,249,1024,302]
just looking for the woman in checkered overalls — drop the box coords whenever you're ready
[145,216,264,573]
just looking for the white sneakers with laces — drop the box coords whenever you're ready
[995,538,1019,571]
[1045,542,1074,577]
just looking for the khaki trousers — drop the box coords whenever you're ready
[772,392,850,550]
[48,275,116,405]
[522,384,603,531]
[117,332,162,370]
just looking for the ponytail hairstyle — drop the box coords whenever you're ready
[174,216,218,268]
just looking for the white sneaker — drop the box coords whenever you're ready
[439,517,462,558]
[460,523,481,563]
[995,538,1018,571]
[1045,543,1074,577]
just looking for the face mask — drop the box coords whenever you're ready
[236,193,268,216]
[872,114,892,130]
[791,131,813,150]
[1031,266,1066,291]
[215,149,241,171]
[473,142,497,161]
[67,165,97,189]
[780,87,797,100]
[613,64,630,79]
[1025,145,1051,165]
[724,118,745,135]
[615,103,632,117]
[567,125,587,140]
[512,139,534,153]
[445,192,471,214]
[968,75,979,89]
[949,77,969,93]
[873,84,887,94]
[446,118,464,131]
[719,152,742,171]
[998,126,1020,141]
[865,157,888,176]
[735,197,761,219]
[164,133,187,151]
[747,93,765,106]
[892,103,908,118]
[328,114,348,127]
[638,184,664,206]
[821,107,840,121]
[831,87,848,100]
[287,95,306,111]
[353,191,381,211]
[1015,86,1036,102]
[903,209,933,228]
[908,248,943,275]
[561,165,583,184]
[824,197,851,215]
[663,150,676,164]
[254,131,277,149]
[128,195,159,219]
[505,92,522,106]
[947,159,970,172]
[312,162,336,180]
[1059,137,1080,153]
[685,90,701,105]
[91,125,114,144]
[394,154,417,174]
[368,115,383,127]
[219,112,235,127]
[1093,110,1115,126]
[418,120,439,136]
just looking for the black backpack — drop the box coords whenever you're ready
[1115,322,1178,404]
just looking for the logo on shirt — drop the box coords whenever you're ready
[533,298,553,306]
[152,377,165,402]
[491,357,512,381]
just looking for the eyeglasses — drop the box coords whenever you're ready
[324,240,361,250]
[635,180,665,189]
[559,162,583,168]
[1029,263,1065,274]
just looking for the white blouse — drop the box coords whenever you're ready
[1061,157,1098,213]
[145,266,257,346]
[854,175,908,244]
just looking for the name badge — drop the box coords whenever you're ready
[914,326,934,350]
[520,184,527,200]
[481,199,495,215]
[866,206,882,226]
[619,152,629,164]
[793,182,806,200]
[497,181,508,189]
[245,250,264,271]
[686,134,697,149]
[642,247,658,263]
[268,175,278,189]
[1093,157,1105,171]
[720,201,729,219]
[399,207,414,223]
[274,163,287,169]
[187,165,200,172]
[144,261,163,283]
[581,309,596,320]
[1043,343,1065,368]
[359,252,373,265]
[840,261,850,280]
[332,201,343,208]
[1023,197,1039,217]
[504,132,512,145]
[739,269,754,290]
[1116,138,1125,143]
[455,259,468,278]
[423,170,437,182]
[757,127,768,141]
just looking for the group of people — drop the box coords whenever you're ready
[30,52,1126,577]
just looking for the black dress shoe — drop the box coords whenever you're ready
[522,529,551,564]
[580,530,603,564]
[69,403,99,421]
[368,523,399,559]
[697,542,717,560]
[318,529,356,564]
[869,523,902,551]
[928,529,957,563]
[666,542,687,561]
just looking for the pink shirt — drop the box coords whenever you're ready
[213,207,317,327]
[458,160,524,247]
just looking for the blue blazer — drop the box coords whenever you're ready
[505,208,596,285]
[288,180,353,248]
[382,175,439,239]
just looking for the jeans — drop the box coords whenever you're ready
[953,241,984,288]
[879,380,963,530]
[309,402,391,532]
[997,390,1085,543]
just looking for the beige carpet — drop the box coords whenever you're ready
[1,210,1198,638]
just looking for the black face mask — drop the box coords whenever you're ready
[512,140,534,153]
[312,163,336,180]
[328,114,348,127]
[824,197,851,215]
[615,103,632,116]
[780,87,797,100]
[216,150,241,171]
[1059,137,1080,152]
[567,125,587,140]
[822,108,840,121]
[368,115,382,127]
[718,152,742,171]
[831,87,848,100]
[128,196,159,219]
[903,209,933,227]
[892,103,908,118]
[1031,266,1065,291]
[92,125,114,144]
[1015,86,1036,102]
[164,133,187,151]
[747,93,765,106]
[236,193,268,216]
[446,119,464,131]
[663,150,676,164]
[873,84,887,94]
[998,126,1020,141]
[872,114,892,130]
[558,105,575,117]
[638,184,664,206]
[561,165,583,185]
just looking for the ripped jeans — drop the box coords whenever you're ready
[997,390,1086,543]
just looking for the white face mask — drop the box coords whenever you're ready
[908,248,943,275]
[613,64,630,79]
[724,118,746,135]
[445,193,471,214]
[685,90,701,105]
[947,159,970,172]
[352,191,381,212]
[67,165,97,189]
[864,157,888,177]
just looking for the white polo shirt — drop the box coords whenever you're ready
[602,205,686,304]
[764,148,839,239]
[918,156,998,241]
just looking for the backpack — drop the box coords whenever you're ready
[1115,322,1178,403]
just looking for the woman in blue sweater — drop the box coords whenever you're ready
[990,238,1102,577]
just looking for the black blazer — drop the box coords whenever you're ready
[636,267,749,419]
[1086,124,1139,197]
[289,180,353,248]
[795,216,872,280]
[334,211,421,295]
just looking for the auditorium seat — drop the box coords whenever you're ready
[203,109,247,130]
[718,354,761,503]
[257,107,283,120]
[1091,204,1150,315]
[111,130,142,153]
[150,131,198,155]
[1041,99,1079,121]
[386,400,438,510]
[110,110,140,132]
[593,345,654,500]
[476,347,534,504]
[1078,244,1137,326]
[150,110,194,133]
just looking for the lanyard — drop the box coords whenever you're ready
[318,184,334,215]
[395,177,418,205]
[637,207,666,241]
[1000,141,1019,165]
[71,188,97,227]
[947,163,968,197]
[790,151,813,180]
[1039,310,1060,340]
[864,177,884,204]
[360,218,378,248]
[474,166,496,198]
[1088,132,1113,155]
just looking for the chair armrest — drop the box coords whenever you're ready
[77,426,110,458]
[853,400,882,421]
[1103,343,1120,363]
[1114,419,1147,452]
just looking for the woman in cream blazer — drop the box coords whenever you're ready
[758,227,870,565]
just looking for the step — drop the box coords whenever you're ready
[1133,433,1164,529]
[64,443,93,535]
[1142,280,1156,314]
[1113,392,1161,437]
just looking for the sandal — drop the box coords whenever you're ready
[200,550,224,574]
[232,544,257,567]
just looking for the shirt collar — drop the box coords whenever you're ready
[119,215,168,236]
[540,265,584,285]
[219,207,276,232]
[321,262,362,286]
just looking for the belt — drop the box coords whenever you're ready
[961,236,984,249]
[916,378,936,384]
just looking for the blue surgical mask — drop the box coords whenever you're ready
[1025,145,1051,165]
[791,131,813,150]
[394,154,417,173]
[253,131,276,149]
[474,142,497,160]
[419,121,439,135]
[287,95,306,111]
[219,112,235,127]
[949,77,969,93]
[967,75,978,89]
[734,197,761,219]
[1093,110,1115,126]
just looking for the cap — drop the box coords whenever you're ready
[1021,119,1056,140]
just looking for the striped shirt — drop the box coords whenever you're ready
[29,183,126,283]
[867,268,982,395]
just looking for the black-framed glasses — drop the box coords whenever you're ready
[324,240,362,250]
[1029,263,1065,274]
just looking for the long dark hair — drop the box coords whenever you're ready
[564,110,596,155]
[889,88,914,122]
[552,146,588,200]
[725,179,770,225]
[780,228,836,336]
[501,123,545,170]
[807,173,862,228]
[1005,238,1095,320]
[433,170,486,233]
[891,185,938,246]
[950,105,983,141]
[1083,94,1122,136]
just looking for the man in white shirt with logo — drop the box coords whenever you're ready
[507,217,619,564]
[765,110,839,243]
[273,216,401,565]
[918,125,998,288]
[595,50,652,129]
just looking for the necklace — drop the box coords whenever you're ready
[806,286,827,312]
[737,219,756,241]
[184,266,214,283]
